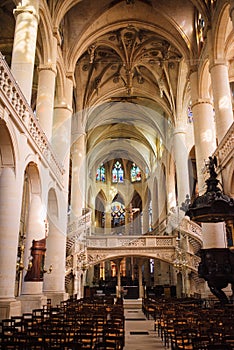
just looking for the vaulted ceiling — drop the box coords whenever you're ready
[0,0,225,178]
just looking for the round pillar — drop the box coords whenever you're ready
[70,133,86,219]
[209,61,233,142]
[11,3,39,103]
[36,62,57,141]
[173,126,190,207]
[0,168,22,299]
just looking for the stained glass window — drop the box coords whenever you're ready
[131,163,141,182]
[111,201,125,227]
[187,105,193,123]
[112,161,124,183]
[96,163,106,182]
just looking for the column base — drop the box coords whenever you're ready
[0,298,21,321]
[43,292,69,307]
[18,294,47,314]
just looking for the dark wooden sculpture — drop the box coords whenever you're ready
[198,248,234,304]
[186,156,234,303]
[24,238,46,282]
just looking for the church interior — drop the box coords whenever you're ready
[0,0,234,348]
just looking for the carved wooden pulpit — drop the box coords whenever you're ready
[24,238,46,282]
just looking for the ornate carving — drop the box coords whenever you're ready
[186,155,234,222]
[0,53,64,185]
[198,248,234,304]
[24,239,46,282]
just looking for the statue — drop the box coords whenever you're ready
[207,155,218,179]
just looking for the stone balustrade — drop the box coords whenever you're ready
[0,53,64,186]
[86,234,176,248]
[215,121,234,168]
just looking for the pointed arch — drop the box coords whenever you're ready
[95,190,107,228]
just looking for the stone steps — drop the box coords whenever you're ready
[123,298,142,309]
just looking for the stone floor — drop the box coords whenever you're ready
[123,301,166,350]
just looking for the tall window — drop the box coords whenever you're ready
[187,103,193,123]
[111,201,125,227]
[96,163,106,182]
[112,161,124,183]
[130,163,141,182]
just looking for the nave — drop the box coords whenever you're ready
[124,301,163,350]
[1,295,234,349]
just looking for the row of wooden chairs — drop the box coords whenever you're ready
[142,296,234,349]
[0,297,125,349]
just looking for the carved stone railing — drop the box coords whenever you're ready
[214,121,234,169]
[86,235,176,248]
[66,210,92,254]
[180,217,202,240]
[86,236,199,272]
[180,217,202,253]
[0,52,64,186]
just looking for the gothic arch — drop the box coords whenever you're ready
[25,162,41,196]
[47,188,59,222]
[213,3,234,61]
[38,3,55,64]
[0,120,15,172]
[199,59,212,99]
[95,190,106,229]
[188,145,198,201]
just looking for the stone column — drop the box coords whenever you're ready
[105,206,112,233]
[86,265,94,287]
[43,214,69,306]
[184,270,191,297]
[70,132,86,220]
[158,167,167,223]
[154,259,160,286]
[190,71,217,193]
[0,168,22,320]
[114,260,121,298]
[11,2,39,103]
[167,161,177,210]
[142,198,149,234]
[209,61,233,142]
[190,70,226,250]
[138,259,144,298]
[125,205,130,235]
[44,75,74,305]
[173,126,190,208]
[36,60,57,141]
[144,260,151,287]
[151,179,159,228]
[207,30,233,143]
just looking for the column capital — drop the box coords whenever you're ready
[53,27,63,46]
[188,63,198,76]
[191,98,213,109]
[13,5,39,22]
[209,59,228,72]
[66,72,76,87]
[54,103,73,113]
[173,125,186,135]
[38,64,57,75]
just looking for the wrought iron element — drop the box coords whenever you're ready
[186,156,234,223]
